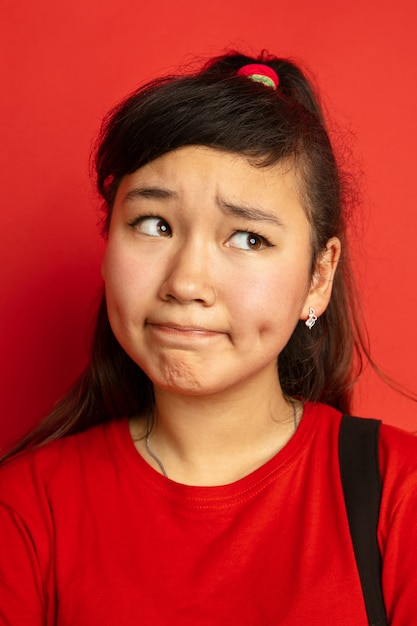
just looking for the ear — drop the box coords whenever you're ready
[301,237,341,321]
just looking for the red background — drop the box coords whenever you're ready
[1,0,416,449]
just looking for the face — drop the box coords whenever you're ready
[102,146,337,398]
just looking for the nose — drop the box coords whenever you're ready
[158,240,216,306]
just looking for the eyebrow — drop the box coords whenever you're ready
[124,187,178,202]
[123,186,285,228]
[218,198,285,228]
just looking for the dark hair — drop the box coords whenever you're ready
[1,51,369,461]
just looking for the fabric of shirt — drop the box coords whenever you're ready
[1,402,417,625]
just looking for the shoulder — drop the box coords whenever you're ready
[379,421,417,457]
[378,422,417,502]
[0,419,128,511]
[304,405,417,492]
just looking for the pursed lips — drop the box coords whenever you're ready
[146,321,224,335]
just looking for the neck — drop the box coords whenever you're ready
[132,380,302,486]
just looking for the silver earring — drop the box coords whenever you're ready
[305,307,317,329]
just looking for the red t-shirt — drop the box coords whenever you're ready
[1,402,417,625]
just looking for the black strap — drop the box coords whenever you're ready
[339,415,387,626]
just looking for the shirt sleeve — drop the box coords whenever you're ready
[0,503,48,626]
[378,424,417,625]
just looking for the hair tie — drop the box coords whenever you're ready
[237,63,279,90]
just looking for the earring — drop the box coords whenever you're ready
[305,307,317,330]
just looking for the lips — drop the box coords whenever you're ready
[146,320,224,336]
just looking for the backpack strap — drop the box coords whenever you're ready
[339,415,387,626]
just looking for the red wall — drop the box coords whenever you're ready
[1,0,417,449]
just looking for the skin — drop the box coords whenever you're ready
[102,146,340,485]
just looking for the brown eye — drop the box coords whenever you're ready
[229,231,268,250]
[247,235,263,249]
[134,217,172,237]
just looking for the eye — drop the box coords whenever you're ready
[228,231,270,251]
[129,216,172,237]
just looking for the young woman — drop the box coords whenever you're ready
[1,52,416,625]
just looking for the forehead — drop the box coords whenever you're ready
[116,146,303,209]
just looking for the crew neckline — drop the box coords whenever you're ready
[106,401,327,507]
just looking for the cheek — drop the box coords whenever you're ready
[230,265,310,328]
[102,245,155,321]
